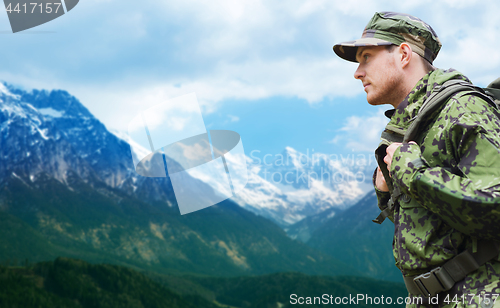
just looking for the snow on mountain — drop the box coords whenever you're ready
[241,147,375,226]
[0,82,178,206]
[0,85,96,186]
[38,107,64,118]
[1,81,376,228]
[185,144,376,227]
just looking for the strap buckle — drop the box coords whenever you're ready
[413,267,454,298]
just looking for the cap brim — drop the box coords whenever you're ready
[333,37,394,62]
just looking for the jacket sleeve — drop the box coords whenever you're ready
[390,96,500,241]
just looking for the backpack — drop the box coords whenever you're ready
[372,78,500,298]
[404,77,500,143]
[373,77,500,225]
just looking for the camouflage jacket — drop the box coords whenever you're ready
[375,69,500,306]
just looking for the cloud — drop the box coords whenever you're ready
[0,0,498,131]
[331,109,389,152]
[228,115,240,123]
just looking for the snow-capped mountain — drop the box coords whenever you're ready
[1,81,375,228]
[0,83,98,185]
[182,145,375,227]
[232,147,374,226]
[0,82,216,207]
[1,82,359,278]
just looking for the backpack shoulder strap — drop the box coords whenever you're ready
[404,80,481,143]
[373,79,497,225]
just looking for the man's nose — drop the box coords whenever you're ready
[354,65,365,79]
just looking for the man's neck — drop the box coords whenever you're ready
[393,68,432,109]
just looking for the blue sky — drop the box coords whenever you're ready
[1,0,499,160]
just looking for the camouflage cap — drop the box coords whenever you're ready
[333,12,442,64]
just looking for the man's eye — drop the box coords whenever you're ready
[364,54,369,61]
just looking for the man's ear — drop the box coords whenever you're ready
[398,43,412,69]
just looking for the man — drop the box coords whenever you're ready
[333,12,500,307]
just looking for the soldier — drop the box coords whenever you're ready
[333,12,500,307]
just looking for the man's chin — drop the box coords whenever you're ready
[366,96,382,106]
[366,93,390,106]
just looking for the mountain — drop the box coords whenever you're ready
[306,191,402,282]
[0,82,359,277]
[0,85,99,187]
[2,83,180,204]
[285,206,339,242]
[3,171,360,276]
[7,80,373,229]
[187,146,375,227]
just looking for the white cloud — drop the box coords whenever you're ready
[0,0,498,131]
[331,110,389,152]
[228,115,240,123]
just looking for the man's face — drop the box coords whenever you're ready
[354,45,405,107]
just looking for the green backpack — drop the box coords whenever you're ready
[372,78,500,298]
[404,77,500,143]
[373,77,500,225]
